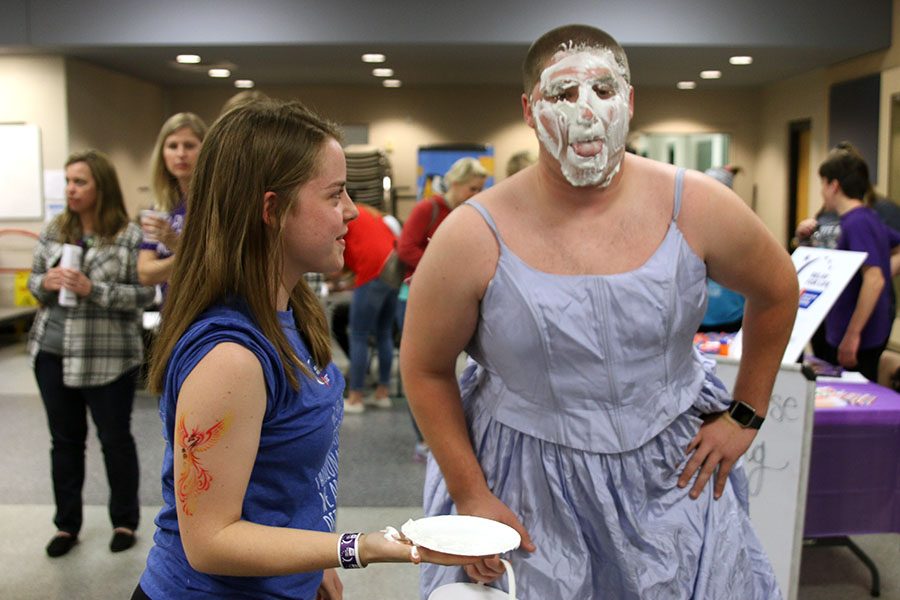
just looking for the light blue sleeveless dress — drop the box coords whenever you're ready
[420,170,781,599]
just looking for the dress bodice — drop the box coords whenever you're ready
[462,169,730,452]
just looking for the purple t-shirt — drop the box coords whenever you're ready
[826,206,900,349]
[140,202,186,258]
[140,202,185,301]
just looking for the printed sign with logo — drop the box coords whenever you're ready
[730,246,867,363]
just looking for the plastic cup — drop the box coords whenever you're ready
[140,209,170,242]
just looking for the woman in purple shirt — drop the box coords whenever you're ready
[137,112,207,291]
[818,143,900,380]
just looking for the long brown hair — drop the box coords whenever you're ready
[148,100,338,393]
[149,112,208,212]
[57,150,129,243]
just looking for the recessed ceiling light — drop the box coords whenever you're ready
[372,68,394,77]
[700,70,722,80]
[234,79,255,88]
[362,53,386,63]
[729,56,753,65]
[208,68,231,78]
[383,79,402,88]
[676,81,697,90]
[176,54,201,64]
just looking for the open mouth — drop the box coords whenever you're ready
[571,139,603,157]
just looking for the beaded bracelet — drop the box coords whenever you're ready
[338,532,364,569]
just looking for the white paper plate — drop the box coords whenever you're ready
[428,583,511,600]
[401,515,521,556]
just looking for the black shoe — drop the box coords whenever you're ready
[110,529,136,553]
[46,533,78,557]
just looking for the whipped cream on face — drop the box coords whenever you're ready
[532,47,631,188]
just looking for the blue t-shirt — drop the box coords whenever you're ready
[140,302,344,599]
[826,207,900,350]
[701,280,745,327]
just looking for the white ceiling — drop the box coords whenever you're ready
[2,0,893,89]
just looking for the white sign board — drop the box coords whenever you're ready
[715,359,815,600]
[0,124,43,220]
[731,247,868,363]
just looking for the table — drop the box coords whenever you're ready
[805,381,900,536]
[804,381,900,596]
[0,306,37,326]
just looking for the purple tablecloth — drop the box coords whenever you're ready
[804,381,900,537]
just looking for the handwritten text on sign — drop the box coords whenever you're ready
[714,359,815,600]
[746,394,801,495]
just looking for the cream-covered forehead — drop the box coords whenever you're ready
[540,46,627,88]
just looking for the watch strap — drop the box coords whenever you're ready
[727,400,765,430]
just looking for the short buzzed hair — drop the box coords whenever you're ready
[522,24,630,95]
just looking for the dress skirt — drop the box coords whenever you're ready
[420,396,782,600]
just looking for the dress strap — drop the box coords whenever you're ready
[673,168,685,221]
[464,199,506,247]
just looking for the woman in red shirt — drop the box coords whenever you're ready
[342,204,402,413]
[395,157,488,457]
[398,157,488,290]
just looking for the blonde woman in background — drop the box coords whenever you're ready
[137,112,207,291]
[505,150,536,177]
[220,89,269,115]
[28,150,155,557]
[397,157,488,296]
[396,156,488,459]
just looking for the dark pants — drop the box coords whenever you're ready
[331,301,351,358]
[34,352,140,536]
[697,318,743,334]
[818,342,887,383]
[349,279,398,391]
[810,321,831,362]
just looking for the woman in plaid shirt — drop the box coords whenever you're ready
[28,150,155,558]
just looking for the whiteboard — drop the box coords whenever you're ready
[715,359,815,600]
[0,124,43,219]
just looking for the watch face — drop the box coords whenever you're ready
[729,401,756,426]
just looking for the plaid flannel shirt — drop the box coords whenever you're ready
[303,272,326,297]
[28,221,156,387]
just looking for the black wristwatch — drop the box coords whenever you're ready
[726,400,765,430]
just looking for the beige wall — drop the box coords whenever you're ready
[753,0,900,248]
[757,69,829,244]
[66,59,166,217]
[166,85,538,219]
[4,0,900,302]
[633,87,762,210]
[0,56,168,306]
[0,55,69,233]
[0,55,69,304]
[880,65,900,198]
[167,84,768,219]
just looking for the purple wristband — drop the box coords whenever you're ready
[338,532,364,569]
